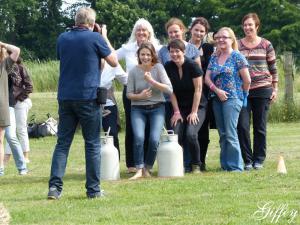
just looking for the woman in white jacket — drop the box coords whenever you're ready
[115,18,161,173]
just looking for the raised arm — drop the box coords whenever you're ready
[97,25,118,67]
[144,64,173,94]
[0,41,20,62]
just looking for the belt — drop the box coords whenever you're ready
[132,102,163,110]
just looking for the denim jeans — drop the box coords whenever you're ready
[123,88,150,167]
[49,100,101,196]
[6,99,32,154]
[5,107,27,172]
[131,104,165,169]
[237,97,270,165]
[212,98,243,171]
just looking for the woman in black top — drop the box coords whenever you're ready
[165,39,204,173]
[189,17,214,171]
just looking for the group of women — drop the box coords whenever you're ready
[103,12,278,178]
[0,12,278,177]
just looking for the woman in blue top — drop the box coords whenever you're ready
[205,27,251,171]
[158,18,201,67]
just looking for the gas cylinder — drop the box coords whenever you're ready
[157,130,184,177]
[100,133,120,180]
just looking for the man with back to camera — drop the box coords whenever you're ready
[47,7,117,199]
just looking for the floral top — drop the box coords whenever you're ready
[207,50,248,100]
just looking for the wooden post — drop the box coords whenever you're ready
[283,51,294,103]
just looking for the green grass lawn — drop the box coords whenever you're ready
[0,93,299,225]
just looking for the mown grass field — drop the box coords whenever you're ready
[0,93,299,225]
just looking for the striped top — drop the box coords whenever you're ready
[238,38,278,90]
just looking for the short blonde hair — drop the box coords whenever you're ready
[217,27,238,51]
[75,7,96,26]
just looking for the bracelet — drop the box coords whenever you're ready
[149,79,156,85]
[209,83,216,91]
[174,111,180,115]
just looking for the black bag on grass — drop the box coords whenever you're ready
[28,114,58,138]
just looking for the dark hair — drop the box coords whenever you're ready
[212,31,218,40]
[167,39,185,52]
[190,17,210,33]
[16,56,23,64]
[242,13,260,30]
[137,42,158,65]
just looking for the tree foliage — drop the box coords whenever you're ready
[0,0,299,59]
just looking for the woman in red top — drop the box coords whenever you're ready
[237,13,279,170]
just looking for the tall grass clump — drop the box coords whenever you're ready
[267,59,300,122]
[269,100,300,122]
[25,60,59,92]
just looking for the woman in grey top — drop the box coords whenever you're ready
[127,42,172,180]
[0,41,20,176]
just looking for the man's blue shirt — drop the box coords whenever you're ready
[57,27,111,100]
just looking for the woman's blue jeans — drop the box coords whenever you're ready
[5,107,27,173]
[212,98,243,171]
[131,104,165,169]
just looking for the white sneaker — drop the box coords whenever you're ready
[19,169,28,175]
[0,167,4,176]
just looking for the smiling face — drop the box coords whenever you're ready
[191,23,206,43]
[243,17,258,38]
[215,30,233,51]
[169,47,185,64]
[135,25,150,44]
[138,48,153,66]
[167,24,184,41]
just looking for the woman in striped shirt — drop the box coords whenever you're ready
[237,13,279,170]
